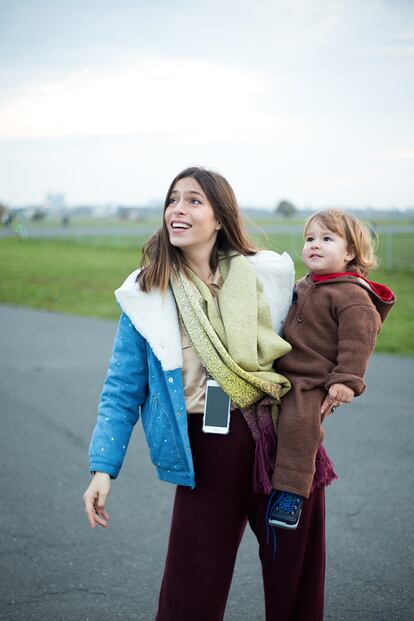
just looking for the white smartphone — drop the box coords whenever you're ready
[202,379,231,435]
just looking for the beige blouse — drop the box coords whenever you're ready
[179,269,223,414]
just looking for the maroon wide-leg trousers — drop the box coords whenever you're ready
[156,412,325,621]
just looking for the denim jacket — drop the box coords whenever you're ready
[89,251,294,488]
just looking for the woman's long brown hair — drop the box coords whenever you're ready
[138,167,257,292]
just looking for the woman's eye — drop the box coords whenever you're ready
[191,199,201,205]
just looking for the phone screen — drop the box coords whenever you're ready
[204,383,231,428]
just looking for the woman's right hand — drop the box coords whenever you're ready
[83,472,111,529]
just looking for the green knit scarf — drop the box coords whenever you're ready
[170,254,291,412]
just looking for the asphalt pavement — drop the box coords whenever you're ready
[0,305,413,620]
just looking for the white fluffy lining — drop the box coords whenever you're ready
[115,251,294,371]
[115,270,183,371]
[246,251,295,335]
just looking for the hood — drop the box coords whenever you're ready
[309,272,396,323]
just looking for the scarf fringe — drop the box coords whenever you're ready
[254,438,337,496]
[310,443,338,492]
[253,424,277,495]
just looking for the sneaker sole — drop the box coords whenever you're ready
[268,518,299,530]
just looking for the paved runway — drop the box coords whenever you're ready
[1,305,413,620]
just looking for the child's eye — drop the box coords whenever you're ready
[323,235,333,241]
[305,236,314,242]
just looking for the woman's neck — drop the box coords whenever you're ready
[182,247,214,284]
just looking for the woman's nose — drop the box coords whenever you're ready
[172,199,186,213]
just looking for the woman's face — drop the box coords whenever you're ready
[164,177,221,257]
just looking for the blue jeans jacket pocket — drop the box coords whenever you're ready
[143,393,185,471]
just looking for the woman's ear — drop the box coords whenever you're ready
[215,221,222,231]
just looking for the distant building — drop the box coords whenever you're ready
[117,206,146,220]
[70,206,95,217]
[44,193,66,210]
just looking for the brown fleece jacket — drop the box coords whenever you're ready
[272,274,395,497]
[277,274,396,395]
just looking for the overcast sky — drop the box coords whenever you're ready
[0,0,413,209]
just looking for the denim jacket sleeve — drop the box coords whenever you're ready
[89,312,149,478]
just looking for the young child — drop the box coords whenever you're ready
[269,209,396,529]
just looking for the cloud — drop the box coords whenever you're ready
[309,176,369,190]
[0,59,274,142]
[383,148,414,159]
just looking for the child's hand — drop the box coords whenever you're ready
[321,383,355,416]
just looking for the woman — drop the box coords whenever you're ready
[83,167,334,620]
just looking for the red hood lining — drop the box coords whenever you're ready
[310,272,395,302]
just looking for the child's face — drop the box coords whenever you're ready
[302,221,355,274]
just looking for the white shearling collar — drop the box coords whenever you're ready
[246,251,294,336]
[115,251,294,371]
[115,270,182,371]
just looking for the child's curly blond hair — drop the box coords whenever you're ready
[304,209,378,276]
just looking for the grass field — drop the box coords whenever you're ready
[1,232,412,356]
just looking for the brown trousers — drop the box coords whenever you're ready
[273,385,326,498]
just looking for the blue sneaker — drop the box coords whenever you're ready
[268,491,305,530]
